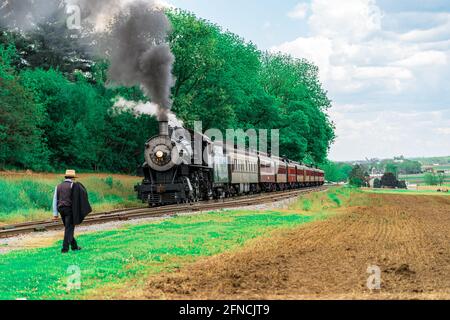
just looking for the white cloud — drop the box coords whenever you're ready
[273,36,332,80]
[329,107,450,161]
[272,0,450,160]
[399,19,450,43]
[273,0,450,95]
[154,0,175,9]
[287,3,309,20]
[308,0,382,40]
[394,51,448,67]
[353,66,413,80]
[436,128,450,135]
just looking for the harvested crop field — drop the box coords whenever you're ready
[138,193,450,300]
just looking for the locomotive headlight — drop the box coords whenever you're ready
[145,136,175,171]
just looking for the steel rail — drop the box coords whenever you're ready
[0,186,327,239]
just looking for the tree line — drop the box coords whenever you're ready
[0,9,335,173]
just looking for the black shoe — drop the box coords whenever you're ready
[62,249,69,254]
[72,246,82,251]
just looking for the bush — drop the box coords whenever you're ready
[0,179,53,214]
[424,173,439,186]
[0,180,23,213]
[18,180,53,210]
[381,172,398,188]
[348,165,368,187]
[104,176,114,189]
[397,180,407,189]
[328,192,342,207]
[373,178,382,188]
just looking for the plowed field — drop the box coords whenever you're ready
[140,194,450,300]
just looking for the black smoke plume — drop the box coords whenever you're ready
[104,1,175,122]
[1,0,176,121]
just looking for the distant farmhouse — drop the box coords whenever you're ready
[423,165,450,174]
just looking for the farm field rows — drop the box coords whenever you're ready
[131,192,450,300]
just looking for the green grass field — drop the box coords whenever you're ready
[399,173,450,185]
[0,187,353,300]
[289,186,365,212]
[363,188,450,196]
[410,156,450,166]
[0,172,142,225]
[0,211,317,300]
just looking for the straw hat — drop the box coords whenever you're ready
[65,170,77,179]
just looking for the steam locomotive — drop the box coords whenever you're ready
[135,120,325,206]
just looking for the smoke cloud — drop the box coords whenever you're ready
[0,0,125,31]
[1,0,176,122]
[104,1,175,122]
[114,97,183,128]
[0,0,64,30]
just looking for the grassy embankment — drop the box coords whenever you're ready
[0,187,358,300]
[0,172,142,225]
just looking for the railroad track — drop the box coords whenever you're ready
[0,186,327,239]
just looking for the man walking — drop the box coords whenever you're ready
[52,170,92,253]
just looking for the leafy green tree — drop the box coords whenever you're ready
[1,3,94,76]
[373,178,382,189]
[381,172,398,188]
[260,53,335,163]
[169,10,243,131]
[424,172,438,186]
[385,163,398,178]
[168,10,334,164]
[437,172,446,186]
[397,180,407,189]
[349,165,369,187]
[20,68,102,169]
[19,65,159,172]
[100,110,158,173]
[398,160,422,174]
[321,161,353,183]
[0,44,49,170]
[0,9,336,173]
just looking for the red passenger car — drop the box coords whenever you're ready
[287,161,298,185]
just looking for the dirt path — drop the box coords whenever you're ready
[136,194,450,300]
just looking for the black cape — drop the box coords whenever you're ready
[71,182,92,225]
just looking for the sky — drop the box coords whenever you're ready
[166,0,450,161]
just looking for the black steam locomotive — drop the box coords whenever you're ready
[135,121,324,206]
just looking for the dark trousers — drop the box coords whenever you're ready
[59,207,78,250]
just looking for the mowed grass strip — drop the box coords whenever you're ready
[0,208,327,300]
[289,186,367,212]
[399,173,450,185]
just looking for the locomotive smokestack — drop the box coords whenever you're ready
[159,120,169,136]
